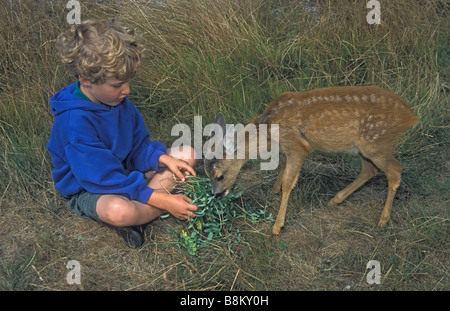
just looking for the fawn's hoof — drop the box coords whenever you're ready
[272,225,282,235]
[327,199,338,207]
[378,218,388,227]
[270,186,281,195]
[327,194,344,207]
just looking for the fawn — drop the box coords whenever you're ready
[204,86,418,235]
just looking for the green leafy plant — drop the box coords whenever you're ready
[171,176,273,255]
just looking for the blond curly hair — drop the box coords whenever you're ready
[57,20,143,84]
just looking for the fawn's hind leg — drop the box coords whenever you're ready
[271,153,286,194]
[328,154,380,207]
[370,155,402,226]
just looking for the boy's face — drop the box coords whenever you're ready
[79,77,130,107]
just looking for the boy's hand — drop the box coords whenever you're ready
[166,194,199,220]
[158,154,196,181]
[148,191,198,220]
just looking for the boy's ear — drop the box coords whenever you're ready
[78,76,92,88]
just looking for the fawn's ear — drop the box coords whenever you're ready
[214,112,227,135]
[214,112,238,154]
[223,124,238,153]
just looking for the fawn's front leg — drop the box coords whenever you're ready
[272,154,305,235]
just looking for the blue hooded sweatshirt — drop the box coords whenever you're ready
[47,82,167,204]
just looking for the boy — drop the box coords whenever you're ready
[47,20,198,248]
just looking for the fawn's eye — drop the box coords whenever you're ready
[217,175,224,181]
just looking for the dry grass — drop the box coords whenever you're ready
[0,0,448,291]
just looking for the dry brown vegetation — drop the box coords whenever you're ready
[0,0,448,291]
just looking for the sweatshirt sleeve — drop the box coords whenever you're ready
[124,106,167,172]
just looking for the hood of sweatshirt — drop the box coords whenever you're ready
[49,82,110,115]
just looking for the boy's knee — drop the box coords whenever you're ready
[99,196,136,227]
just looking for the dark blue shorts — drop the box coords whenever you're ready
[67,191,102,222]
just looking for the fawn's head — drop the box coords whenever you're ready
[204,113,246,197]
